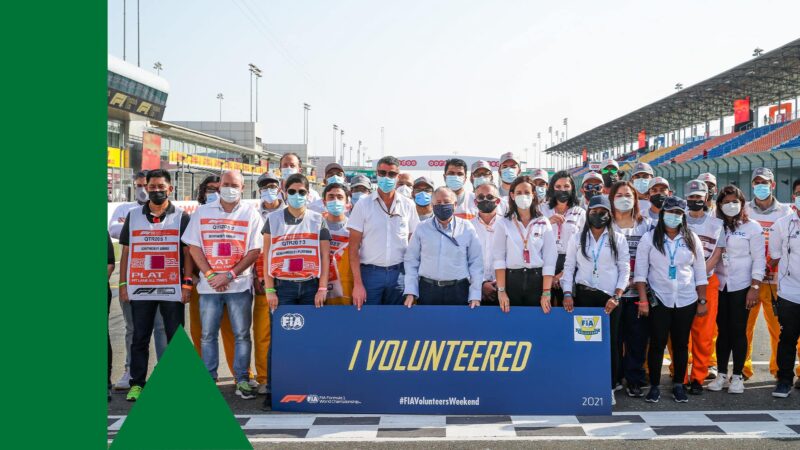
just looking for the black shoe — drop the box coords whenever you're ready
[773,383,792,398]
[261,393,272,411]
[706,366,718,380]
[688,380,703,395]
[673,384,689,403]
[626,384,644,398]
[645,386,660,403]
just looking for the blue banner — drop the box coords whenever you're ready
[272,306,610,415]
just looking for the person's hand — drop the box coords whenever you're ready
[746,287,759,309]
[696,301,708,317]
[549,214,565,225]
[254,279,265,295]
[498,291,511,313]
[541,296,552,314]
[637,299,649,318]
[119,286,129,303]
[352,282,366,311]
[552,272,563,288]
[267,292,278,313]
[481,281,496,299]
[404,294,415,308]
[469,300,480,309]
[604,298,618,315]
[181,288,191,304]
[563,295,574,313]
[314,289,326,308]
[209,273,230,291]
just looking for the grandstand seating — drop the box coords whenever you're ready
[728,119,800,156]
[652,139,708,166]
[637,144,680,164]
[673,132,740,163]
[697,122,788,160]
[776,134,800,151]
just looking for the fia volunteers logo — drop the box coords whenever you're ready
[281,313,305,330]
[574,316,602,342]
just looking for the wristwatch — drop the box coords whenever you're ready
[497,286,506,293]
[699,298,707,305]
[751,284,760,290]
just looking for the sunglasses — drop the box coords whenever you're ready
[287,189,308,196]
[413,187,433,194]
[585,184,602,191]
[476,194,497,201]
[601,168,618,175]
[377,170,399,178]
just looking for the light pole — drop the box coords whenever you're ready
[332,124,338,161]
[563,117,568,140]
[357,140,362,166]
[548,126,553,148]
[136,0,140,67]
[248,63,261,122]
[340,129,345,165]
[303,103,310,145]
[123,0,126,61]
[254,69,262,122]
[153,61,163,75]
[216,93,224,121]
[380,126,385,157]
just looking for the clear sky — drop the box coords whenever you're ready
[107,0,800,163]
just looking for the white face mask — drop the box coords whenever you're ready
[220,186,241,203]
[134,186,148,203]
[614,197,634,212]
[721,201,741,217]
[281,167,298,180]
[514,194,533,210]
[396,185,412,198]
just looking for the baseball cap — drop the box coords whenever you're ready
[662,196,687,212]
[751,167,774,182]
[499,151,519,166]
[587,195,612,212]
[631,162,654,177]
[531,169,549,183]
[697,172,717,185]
[413,176,434,189]
[471,160,492,174]
[582,171,603,185]
[257,170,280,187]
[350,174,372,190]
[324,163,344,176]
[648,177,670,190]
[685,179,708,197]
[604,159,620,170]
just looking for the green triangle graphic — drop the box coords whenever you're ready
[111,326,252,450]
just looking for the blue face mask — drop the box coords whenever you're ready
[352,192,365,204]
[753,183,772,201]
[633,178,651,195]
[205,192,219,204]
[415,191,432,206]
[287,193,307,209]
[663,212,683,229]
[281,167,298,180]
[327,175,344,185]
[377,176,397,193]
[326,199,345,216]
[473,176,490,188]
[795,196,800,210]
[535,186,547,200]
[260,188,279,203]
[445,175,465,191]
[501,168,517,184]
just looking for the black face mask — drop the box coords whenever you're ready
[149,190,169,205]
[587,212,610,228]
[554,190,571,203]
[707,189,717,201]
[584,190,598,201]
[476,199,498,214]
[687,199,706,211]
[602,172,619,188]
[650,193,667,209]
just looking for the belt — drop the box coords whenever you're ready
[506,267,543,274]
[361,263,403,271]
[420,276,467,287]
[576,284,603,292]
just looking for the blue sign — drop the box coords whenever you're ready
[272,306,610,415]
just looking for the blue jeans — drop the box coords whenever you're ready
[200,290,253,383]
[417,279,469,305]
[361,264,404,305]
[275,278,318,305]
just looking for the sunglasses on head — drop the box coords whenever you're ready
[476,194,497,201]
[287,189,307,196]
[601,168,618,174]
[377,170,399,178]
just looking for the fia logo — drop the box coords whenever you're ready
[306,395,319,404]
[574,315,602,342]
[281,313,305,331]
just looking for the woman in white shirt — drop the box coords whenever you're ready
[635,196,708,404]
[493,176,557,311]
[541,170,586,306]
[609,180,653,398]
[562,195,630,405]
[707,185,765,394]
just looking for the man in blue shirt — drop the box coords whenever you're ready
[403,187,483,307]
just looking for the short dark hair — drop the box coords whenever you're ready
[444,158,467,174]
[323,182,350,199]
[793,178,800,193]
[377,155,400,168]
[285,173,309,190]
[145,169,171,184]
[716,185,749,232]
[134,170,148,180]
[280,152,302,166]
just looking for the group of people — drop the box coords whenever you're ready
[108,150,800,408]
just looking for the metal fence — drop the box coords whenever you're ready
[652,147,800,203]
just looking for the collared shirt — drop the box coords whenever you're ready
[403,217,483,301]
[471,214,498,282]
[715,219,766,291]
[746,198,792,285]
[562,229,630,297]
[182,199,264,294]
[769,212,800,304]
[634,231,708,307]
[347,191,419,267]
[108,201,143,239]
[492,215,557,275]
[540,204,586,254]
[613,216,653,298]
[418,211,434,221]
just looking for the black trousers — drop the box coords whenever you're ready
[575,285,621,388]
[130,300,185,387]
[716,286,749,376]
[418,279,469,305]
[505,268,543,307]
[619,296,649,387]
[776,297,800,384]
[648,300,697,386]
[551,254,567,307]
[107,283,112,388]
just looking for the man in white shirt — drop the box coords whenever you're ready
[471,183,502,303]
[109,170,149,239]
[348,156,420,308]
[308,163,345,213]
[645,177,671,222]
[629,162,654,212]
[697,172,718,212]
[470,160,507,216]
[580,172,604,208]
[279,152,320,204]
[412,176,434,221]
[601,159,621,194]
[531,169,549,205]
[443,158,475,220]
[182,170,264,400]
[498,152,521,197]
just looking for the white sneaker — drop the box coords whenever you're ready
[611,390,616,406]
[257,384,268,395]
[114,371,132,390]
[707,373,728,392]
[728,374,745,394]
[248,379,259,389]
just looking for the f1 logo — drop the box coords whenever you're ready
[280,395,307,403]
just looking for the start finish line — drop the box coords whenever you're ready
[272,306,610,415]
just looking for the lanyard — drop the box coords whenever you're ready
[375,196,399,218]
[591,233,607,274]
[512,216,535,251]
[478,215,495,232]
[434,220,459,247]
[666,237,682,267]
